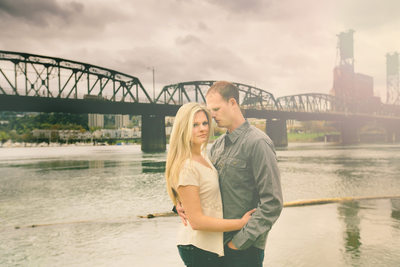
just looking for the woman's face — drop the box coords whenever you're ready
[191,110,209,146]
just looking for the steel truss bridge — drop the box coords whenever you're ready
[0,51,152,102]
[1,50,400,122]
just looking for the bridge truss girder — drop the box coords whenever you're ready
[0,50,152,103]
[155,80,280,110]
[276,93,343,113]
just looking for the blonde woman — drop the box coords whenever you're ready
[166,103,255,267]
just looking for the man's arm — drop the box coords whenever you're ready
[230,138,283,250]
[178,185,255,231]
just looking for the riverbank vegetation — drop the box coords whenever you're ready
[287,132,339,142]
[0,112,88,143]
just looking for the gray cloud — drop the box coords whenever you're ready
[175,35,203,46]
[0,0,398,100]
[0,0,83,26]
[336,0,400,30]
[197,22,209,32]
[0,0,128,57]
[206,0,267,13]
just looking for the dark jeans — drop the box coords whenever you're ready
[178,245,223,267]
[223,244,264,267]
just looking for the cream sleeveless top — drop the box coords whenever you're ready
[176,156,224,256]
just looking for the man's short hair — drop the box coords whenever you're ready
[206,81,240,105]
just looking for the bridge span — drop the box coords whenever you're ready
[1,51,400,151]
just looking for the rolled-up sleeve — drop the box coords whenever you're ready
[231,139,283,250]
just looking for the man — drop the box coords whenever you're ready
[179,81,283,267]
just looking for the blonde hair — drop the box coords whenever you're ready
[165,102,212,205]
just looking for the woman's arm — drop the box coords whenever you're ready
[177,185,255,232]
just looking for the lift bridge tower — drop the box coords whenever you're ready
[337,29,355,69]
[386,52,400,105]
[331,30,355,107]
[332,29,376,113]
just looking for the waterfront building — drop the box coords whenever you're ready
[115,114,130,128]
[88,114,104,128]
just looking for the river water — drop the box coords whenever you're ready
[1,143,400,266]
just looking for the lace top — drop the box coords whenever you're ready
[176,155,224,256]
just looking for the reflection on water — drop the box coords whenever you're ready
[338,201,361,261]
[1,144,400,266]
[141,161,166,173]
[391,199,400,221]
[392,210,400,221]
[3,160,138,172]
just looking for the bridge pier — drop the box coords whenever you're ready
[266,119,288,147]
[141,115,166,152]
[340,120,360,145]
[385,125,400,143]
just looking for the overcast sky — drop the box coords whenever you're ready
[1,0,399,100]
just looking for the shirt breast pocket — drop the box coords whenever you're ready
[224,157,250,185]
[226,158,247,169]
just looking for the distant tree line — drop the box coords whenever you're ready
[0,111,88,142]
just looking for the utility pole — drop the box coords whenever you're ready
[147,66,155,101]
[152,67,155,101]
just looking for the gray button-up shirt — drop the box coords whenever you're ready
[209,120,283,250]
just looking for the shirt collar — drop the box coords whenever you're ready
[225,120,250,144]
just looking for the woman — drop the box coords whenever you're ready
[165,103,255,267]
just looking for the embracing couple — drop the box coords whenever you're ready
[165,81,283,267]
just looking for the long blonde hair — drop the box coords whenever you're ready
[165,102,212,205]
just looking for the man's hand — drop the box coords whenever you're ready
[176,201,188,226]
[227,241,238,250]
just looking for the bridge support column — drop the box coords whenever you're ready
[266,119,288,147]
[385,125,400,143]
[141,115,166,152]
[340,120,360,145]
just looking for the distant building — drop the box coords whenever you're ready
[165,116,175,126]
[115,114,130,128]
[32,129,54,139]
[96,128,141,139]
[32,129,92,141]
[85,94,105,128]
[58,130,92,140]
[88,114,104,128]
[166,126,172,136]
[331,64,380,113]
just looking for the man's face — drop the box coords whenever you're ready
[206,92,233,129]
